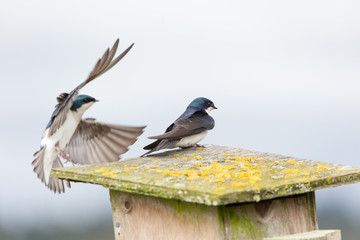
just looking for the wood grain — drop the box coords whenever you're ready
[110,190,221,240]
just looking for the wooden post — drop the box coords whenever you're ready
[53,145,359,240]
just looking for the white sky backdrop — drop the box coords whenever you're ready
[1,0,359,234]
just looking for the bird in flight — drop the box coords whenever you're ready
[142,97,216,156]
[32,39,145,193]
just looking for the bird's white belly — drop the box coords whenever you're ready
[176,130,208,148]
[40,111,81,184]
[41,111,81,149]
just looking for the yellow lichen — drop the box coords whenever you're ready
[326,177,332,184]
[103,172,117,178]
[287,160,297,165]
[317,163,328,170]
[282,169,300,174]
[300,178,310,182]
[231,182,248,187]
[192,163,206,168]
[88,166,118,177]
[248,175,262,184]
[215,178,225,183]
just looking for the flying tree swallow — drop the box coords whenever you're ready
[142,97,217,156]
[32,39,146,193]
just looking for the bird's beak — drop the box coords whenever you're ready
[213,105,218,109]
[95,99,99,102]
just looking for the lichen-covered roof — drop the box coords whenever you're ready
[52,145,360,206]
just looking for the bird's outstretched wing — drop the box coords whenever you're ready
[64,118,145,164]
[48,39,134,135]
[148,111,215,140]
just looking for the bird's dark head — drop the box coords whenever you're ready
[188,97,217,113]
[71,94,98,113]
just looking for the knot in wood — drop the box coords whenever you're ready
[122,199,132,213]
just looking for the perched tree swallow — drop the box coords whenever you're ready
[142,97,217,156]
[32,39,146,193]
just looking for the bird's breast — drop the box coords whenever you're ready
[175,130,208,148]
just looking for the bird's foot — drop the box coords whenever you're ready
[56,146,74,165]
[181,144,206,150]
[63,155,74,165]
[180,146,193,150]
[194,144,205,148]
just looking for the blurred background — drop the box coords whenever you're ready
[1,0,359,239]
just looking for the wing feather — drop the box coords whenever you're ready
[64,119,145,164]
[148,111,214,140]
[95,49,110,75]
[47,39,134,136]
[142,112,214,156]
[106,133,130,153]
[96,139,119,161]
[102,133,126,154]
[90,140,104,164]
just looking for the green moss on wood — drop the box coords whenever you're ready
[217,206,226,237]
[162,198,210,214]
[236,215,264,239]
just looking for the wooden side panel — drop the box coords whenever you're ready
[221,192,318,239]
[110,191,318,240]
[110,190,222,240]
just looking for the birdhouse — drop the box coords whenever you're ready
[52,145,360,240]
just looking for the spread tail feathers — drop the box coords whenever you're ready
[32,147,71,193]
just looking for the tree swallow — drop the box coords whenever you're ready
[32,39,146,193]
[142,97,217,156]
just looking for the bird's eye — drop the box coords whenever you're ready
[83,98,91,103]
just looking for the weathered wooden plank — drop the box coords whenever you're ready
[110,191,318,240]
[52,145,360,205]
[263,230,341,240]
[110,190,221,240]
[221,192,318,239]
